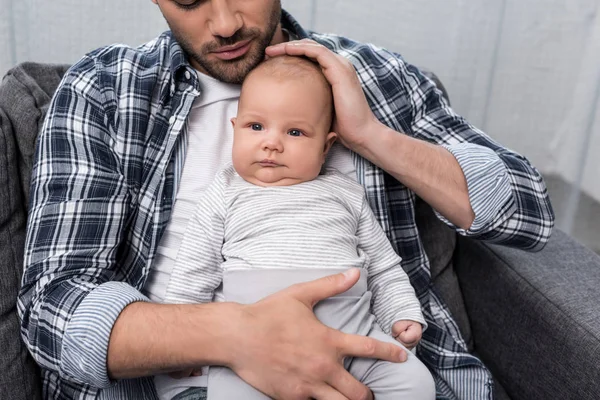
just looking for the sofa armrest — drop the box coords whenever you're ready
[454,230,600,399]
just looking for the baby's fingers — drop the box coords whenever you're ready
[397,327,421,350]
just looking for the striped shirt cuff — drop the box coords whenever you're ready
[441,142,514,234]
[61,282,150,388]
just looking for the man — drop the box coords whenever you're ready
[18,1,554,399]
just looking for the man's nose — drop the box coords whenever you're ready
[209,0,243,38]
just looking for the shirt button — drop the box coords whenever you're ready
[169,116,176,125]
[185,70,191,80]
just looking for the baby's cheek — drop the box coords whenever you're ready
[304,156,324,179]
[231,149,248,176]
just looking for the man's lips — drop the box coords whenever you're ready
[211,40,252,61]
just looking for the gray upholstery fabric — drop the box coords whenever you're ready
[0,106,40,400]
[455,229,600,399]
[0,62,69,400]
[3,63,70,203]
[492,376,511,400]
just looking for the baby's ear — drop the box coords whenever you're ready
[230,117,237,128]
[323,131,337,158]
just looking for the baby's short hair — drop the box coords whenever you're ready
[243,55,334,128]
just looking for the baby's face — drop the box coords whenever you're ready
[232,71,336,187]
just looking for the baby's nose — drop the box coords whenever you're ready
[262,136,283,152]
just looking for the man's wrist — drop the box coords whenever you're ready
[107,300,245,379]
[196,301,245,368]
[353,120,410,177]
[349,118,383,157]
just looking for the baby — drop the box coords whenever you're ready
[157,56,435,400]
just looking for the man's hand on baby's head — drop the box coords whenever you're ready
[265,40,382,155]
[392,320,423,350]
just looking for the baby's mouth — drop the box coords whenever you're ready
[258,159,281,167]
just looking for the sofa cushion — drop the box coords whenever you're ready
[0,62,69,400]
[456,230,600,399]
[0,88,41,400]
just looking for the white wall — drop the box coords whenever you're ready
[288,0,600,203]
[1,0,599,203]
[0,0,15,76]
[3,0,166,77]
[552,9,600,201]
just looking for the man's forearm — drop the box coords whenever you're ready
[107,301,241,379]
[356,122,475,230]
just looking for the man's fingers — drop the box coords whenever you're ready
[285,268,360,308]
[325,367,373,400]
[310,384,353,400]
[338,332,407,363]
[266,41,341,72]
[266,40,324,58]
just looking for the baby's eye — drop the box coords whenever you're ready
[288,129,303,137]
[250,123,263,131]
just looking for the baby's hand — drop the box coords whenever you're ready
[392,320,422,350]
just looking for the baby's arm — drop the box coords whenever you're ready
[356,198,427,339]
[163,171,228,304]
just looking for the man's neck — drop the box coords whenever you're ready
[270,23,290,46]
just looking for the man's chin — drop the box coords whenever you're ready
[198,46,266,83]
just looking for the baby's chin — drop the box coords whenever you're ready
[244,174,305,187]
[240,168,317,187]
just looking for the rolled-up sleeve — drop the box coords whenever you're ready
[441,142,515,234]
[396,56,555,250]
[61,283,149,387]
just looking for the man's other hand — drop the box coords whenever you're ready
[224,268,407,400]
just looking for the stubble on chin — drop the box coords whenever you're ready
[193,42,266,84]
[171,3,281,84]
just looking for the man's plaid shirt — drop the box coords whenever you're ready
[18,11,554,400]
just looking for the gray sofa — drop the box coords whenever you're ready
[1,62,599,400]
